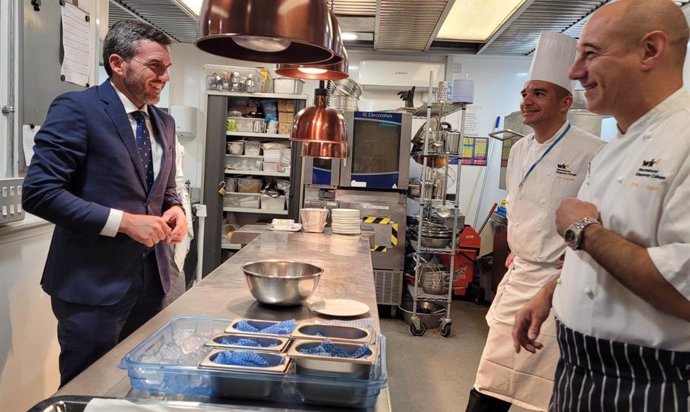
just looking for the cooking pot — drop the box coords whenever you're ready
[443,131,461,154]
[408,179,434,198]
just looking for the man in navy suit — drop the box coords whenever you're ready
[22,19,187,387]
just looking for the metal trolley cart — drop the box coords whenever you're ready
[407,77,474,337]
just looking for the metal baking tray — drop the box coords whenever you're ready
[199,349,291,374]
[290,322,374,344]
[198,349,290,399]
[287,338,377,379]
[287,338,381,408]
[204,333,290,352]
[224,318,297,337]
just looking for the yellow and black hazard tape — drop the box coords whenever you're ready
[362,216,399,253]
[363,216,391,225]
[391,222,398,246]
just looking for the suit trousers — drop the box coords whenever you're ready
[51,251,164,387]
[550,319,690,412]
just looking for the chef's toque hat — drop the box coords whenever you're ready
[526,31,577,93]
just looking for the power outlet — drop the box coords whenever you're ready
[0,178,25,225]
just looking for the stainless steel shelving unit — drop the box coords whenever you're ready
[201,91,307,275]
[408,93,469,337]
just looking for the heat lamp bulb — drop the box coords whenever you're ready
[233,36,291,52]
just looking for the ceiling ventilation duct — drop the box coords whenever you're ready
[374,0,452,51]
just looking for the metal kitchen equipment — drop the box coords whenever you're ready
[335,189,407,314]
[407,76,474,338]
[241,260,323,306]
[303,111,412,190]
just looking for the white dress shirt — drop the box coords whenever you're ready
[554,88,690,351]
[99,82,163,237]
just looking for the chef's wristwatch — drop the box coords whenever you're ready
[564,217,600,250]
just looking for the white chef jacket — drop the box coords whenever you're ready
[475,122,603,411]
[554,88,690,351]
[506,122,604,265]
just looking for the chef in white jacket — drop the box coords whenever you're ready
[466,32,604,412]
[513,1,690,411]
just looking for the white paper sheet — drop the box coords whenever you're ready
[22,125,39,165]
[60,3,91,87]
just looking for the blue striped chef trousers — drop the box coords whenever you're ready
[549,319,690,412]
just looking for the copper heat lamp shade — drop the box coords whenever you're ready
[302,141,348,158]
[196,0,335,64]
[275,11,348,80]
[276,48,349,81]
[290,88,347,144]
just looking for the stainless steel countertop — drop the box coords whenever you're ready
[52,229,390,411]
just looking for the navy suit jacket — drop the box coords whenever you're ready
[23,80,182,306]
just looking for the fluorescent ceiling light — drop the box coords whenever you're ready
[437,0,528,42]
[342,32,359,41]
[176,0,203,16]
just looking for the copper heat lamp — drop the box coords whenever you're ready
[274,11,349,80]
[291,84,348,159]
[196,0,336,64]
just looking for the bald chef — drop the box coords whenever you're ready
[465,32,604,412]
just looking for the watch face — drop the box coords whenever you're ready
[564,229,576,242]
[564,227,578,249]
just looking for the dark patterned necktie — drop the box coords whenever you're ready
[131,110,154,190]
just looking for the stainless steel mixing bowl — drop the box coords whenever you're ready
[242,260,323,305]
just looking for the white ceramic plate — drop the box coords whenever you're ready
[310,299,370,317]
[267,223,302,232]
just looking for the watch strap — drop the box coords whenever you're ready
[565,217,600,250]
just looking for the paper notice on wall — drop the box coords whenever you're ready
[23,125,40,165]
[60,3,92,87]
[463,111,480,137]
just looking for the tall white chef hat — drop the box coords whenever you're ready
[526,31,577,93]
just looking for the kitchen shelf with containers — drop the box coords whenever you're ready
[203,69,308,259]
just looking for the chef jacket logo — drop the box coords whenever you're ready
[635,158,666,180]
[556,163,577,176]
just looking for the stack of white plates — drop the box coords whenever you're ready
[331,208,361,235]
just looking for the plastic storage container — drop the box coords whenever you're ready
[273,78,304,94]
[224,193,261,209]
[237,177,262,193]
[244,140,262,156]
[226,140,244,155]
[225,155,263,172]
[118,317,388,408]
[227,117,254,133]
[260,195,286,211]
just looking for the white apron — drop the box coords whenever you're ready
[475,257,560,411]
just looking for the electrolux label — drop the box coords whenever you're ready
[355,111,402,123]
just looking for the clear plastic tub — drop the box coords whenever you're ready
[237,177,262,193]
[118,317,388,408]
[244,141,262,156]
[226,140,244,155]
[227,117,254,133]
[225,155,263,172]
[224,193,260,209]
[260,194,286,210]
